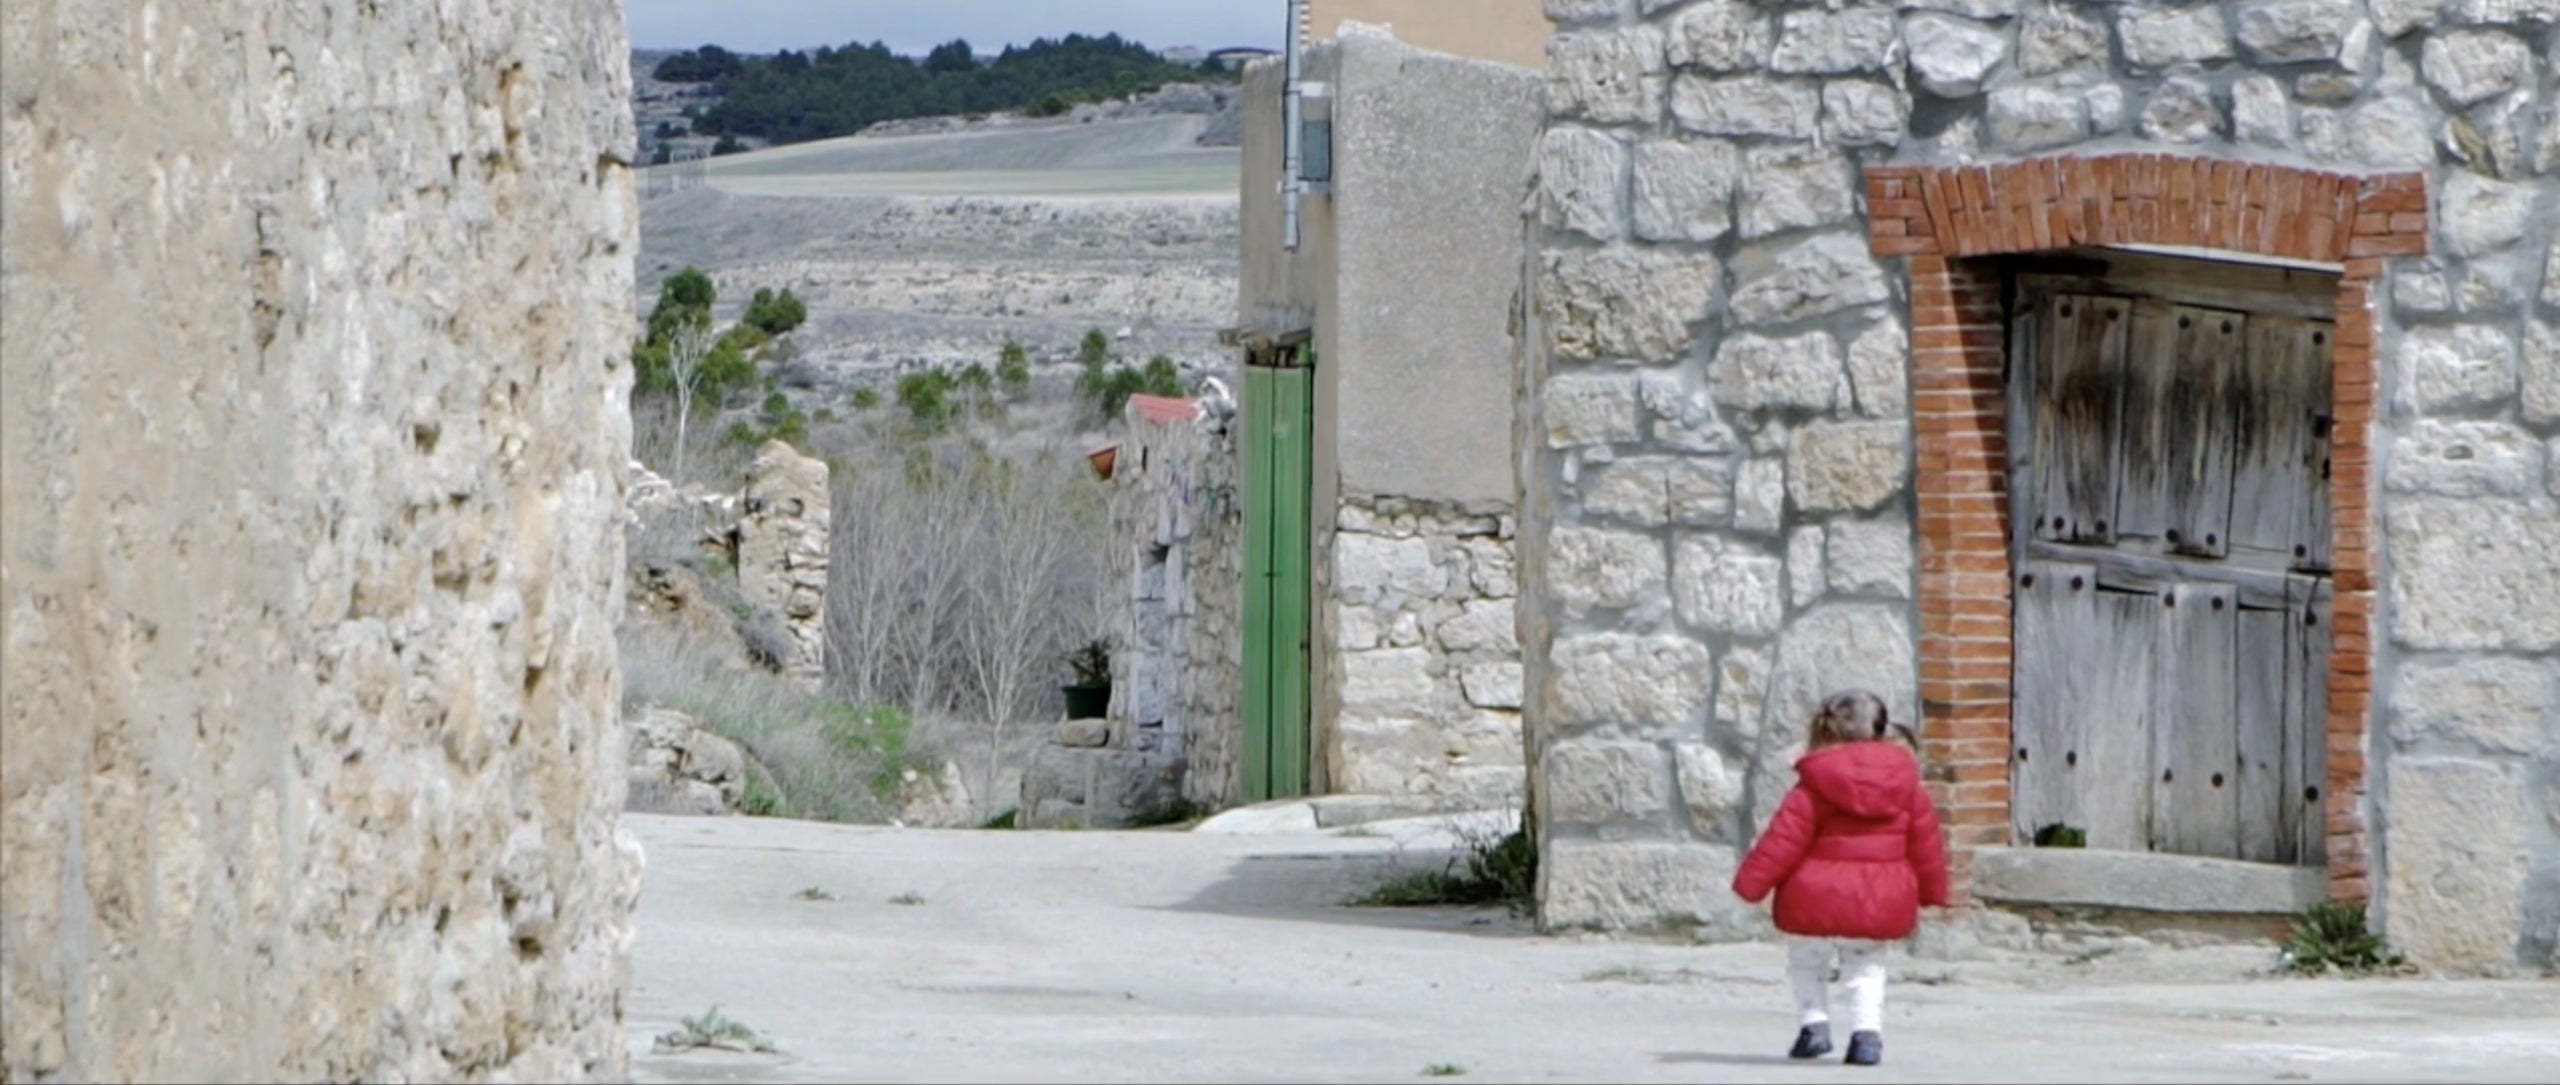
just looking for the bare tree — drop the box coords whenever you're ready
[664,318,717,488]
[955,448,1098,802]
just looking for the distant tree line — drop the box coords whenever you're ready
[652,33,1225,147]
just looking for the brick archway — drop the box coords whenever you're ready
[1861,154,2428,906]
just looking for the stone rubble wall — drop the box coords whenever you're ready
[1526,0,2558,969]
[1107,404,1248,810]
[734,441,831,686]
[1328,496,1528,812]
[1,0,643,1080]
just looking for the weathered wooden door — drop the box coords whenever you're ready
[2006,250,2335,867]
[1242,356,1313,802]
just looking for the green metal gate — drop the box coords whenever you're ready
[1243,359,1313,802]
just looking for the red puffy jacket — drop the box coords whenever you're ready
[1732,741,1951,941]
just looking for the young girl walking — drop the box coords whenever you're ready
[1732,690,1950,1067]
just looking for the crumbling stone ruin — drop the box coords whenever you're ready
[1,0,643,1079]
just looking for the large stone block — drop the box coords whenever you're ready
[2386,420,2543,498]
[1540,839,1763,939]
[1788,526,1828,607]
[2231,75,2292,147]
[1734,458,1787,535]
[1545,741,1671,823]
[1904,14,2010,98]
[1761,603,1918,740]
[2370,0,2441,36]
[2437,174,2536,256]
[2349,96,2441,169]
[2119,5,2237,69]
[1715,645,1774,740]
[1549,525,1669,615]
[1548,27,1668,125]
[1337,533,1445,603]
[1667,0,1775,72]
[2385,759,2530,971]
[1540,248,1722,363]
[1987,85,2091,150]
[1631,139,1740,243]
[2528,320,2560,425]
[2387,499,2560,651]
[1437,598,1521,655]
[1846,320,1910,418]
[1711,331,1844,411]
[1788,420,1909,512]
[1738,145,1856,239]
[2422,29,2534,107]
[1462,662,1527,709]
[1537,128,1628,243]
[1820,80,1912,147]
[1767,8,1899,74]
[2389,657,2558,756]
[2138,76,2220,144]
[2398,324,2518,413]
[1673,535,1787,637]
[1341,648,1443,717]
[2017,5,2110,76]
[1825,514,1913,598]
[1583,456,1732,527]
[2235,0,2354,63]
[1549,634,1716,730]
[1544,373,1645,447]
[1671,75,1821,139]
[1728,234,1892,327]
[1643,373,1742,455]
[0,0,640,1077]
[1675,741,1746,838]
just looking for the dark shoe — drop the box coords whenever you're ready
[1844,1030,1882,1066]
[1788,1023,1833,1060]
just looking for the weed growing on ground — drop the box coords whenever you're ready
[793,886,835,902]
[653,1006,778,1054]
[1579,965,1709,985]
[1421,1063,1466,1077]
[2279,902,2407,975]
[889,891,927,906]
[979,807,1019,830]
[1350,820,1535,914]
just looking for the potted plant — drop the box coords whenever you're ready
[1061,638,1112,720]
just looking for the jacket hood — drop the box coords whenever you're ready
[1795,742,1921,818]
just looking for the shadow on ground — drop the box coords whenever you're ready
[1156,846,1541,940]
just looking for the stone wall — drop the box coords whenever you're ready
[1108,400,1248,809]
[1328,498,1528,811]
[1524,0,2558,970]
[733,441,831,686]
[1,1,642,1079]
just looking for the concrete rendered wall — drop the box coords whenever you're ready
[1524,0,2559,973]
[1311,0,1557,70]
[1,1,644,1079]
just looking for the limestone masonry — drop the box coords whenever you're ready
[2,0,643,1078]
[1524,0,2558,972]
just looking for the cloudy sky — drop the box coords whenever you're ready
[624,0,1284,55]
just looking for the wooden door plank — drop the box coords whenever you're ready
[2234,596,2291,863]
[2082,586,2160,851]
[2115,303,2245,557]
[2113,301,2180,544]
[2024,294,2133,544]
[2167,307,2244,558]
[2229,317,2331,562]
[2287,578,2334,867]
[2011,559,2100,843]
[2295,330,2337,575]
[2151,581,2242,858]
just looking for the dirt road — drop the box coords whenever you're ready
[624,813,2559,1084]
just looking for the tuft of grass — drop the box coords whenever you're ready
[2062,946,2114,966]
[889,891,927,906]
[1350,822,1536,914]
[2280,902,2407,975]
[2032,823,2088,848]
[621,622,941,824]
[979,807,1019,830]
[793,885,835,902]
[1579,965,1707,986]
[1421,1063,1466,1077]
[653,1005,778,1054]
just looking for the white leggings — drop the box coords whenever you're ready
[1788,937,1890,1034]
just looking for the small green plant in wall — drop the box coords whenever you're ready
[2279,902,2407,975]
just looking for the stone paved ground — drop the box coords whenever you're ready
[625,814,2557,1084]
